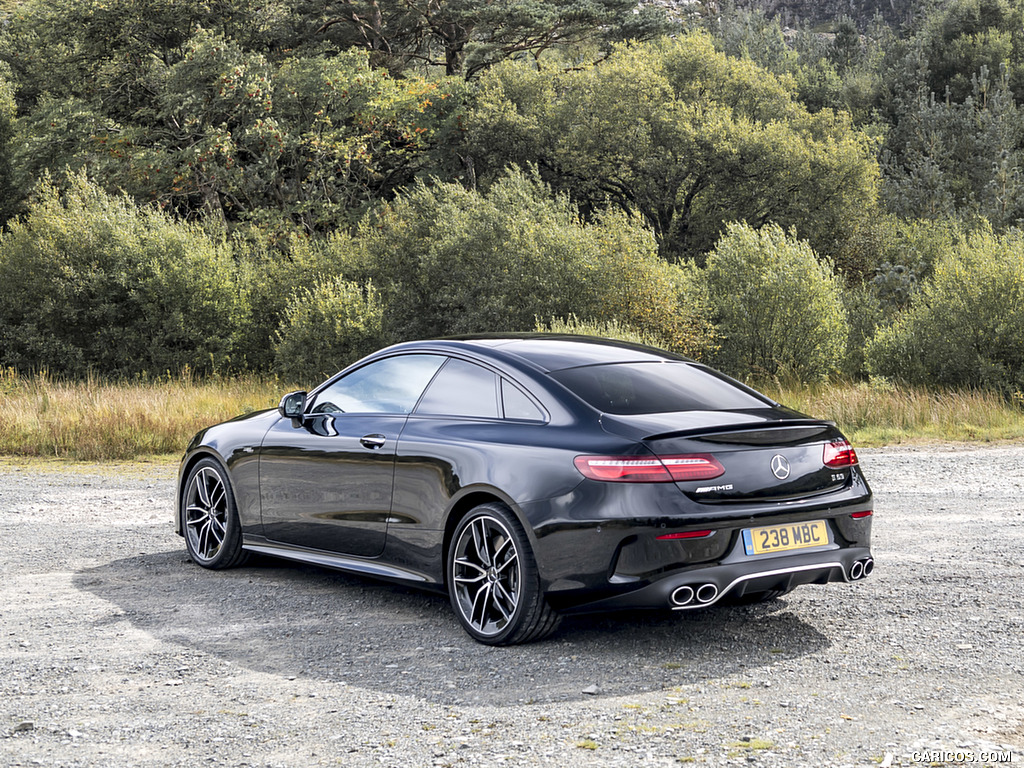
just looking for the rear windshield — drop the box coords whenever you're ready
[549,362,772,414]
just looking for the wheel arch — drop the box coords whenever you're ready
[441,488,532,590]
[175,448,231,536]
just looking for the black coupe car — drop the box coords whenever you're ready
[176,335,873,645]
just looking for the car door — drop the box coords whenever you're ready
[258,354,446,557]
[390,358,550,530]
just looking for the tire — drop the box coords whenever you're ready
[447,502,560,646]
[181,457,249,570]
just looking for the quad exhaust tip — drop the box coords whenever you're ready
[695,583,719,603]
[849,557,874,581]
[670,557,873,609]
[670,585,694,606]
[670,583,718,607]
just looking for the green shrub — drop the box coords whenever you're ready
[273,276,385,384]
[233,231,356,371]
[334,168,716,358]
[0,172,246,377]
[704,222,846,382]
[866,229,1024,393]
[837,280,884,379]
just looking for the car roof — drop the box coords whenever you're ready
[417,334,693,373]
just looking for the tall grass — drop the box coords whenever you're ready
[765,381,1024,446]
[0,369,292,461]
[1,370,1022,461]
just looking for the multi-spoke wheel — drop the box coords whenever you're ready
[447,502,559,646]
[182,458,247,570]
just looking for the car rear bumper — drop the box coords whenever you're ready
[525,482,873,611]
[556,546,873,613]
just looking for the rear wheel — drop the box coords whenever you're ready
[447,503,560,645]
[182,458,248,570]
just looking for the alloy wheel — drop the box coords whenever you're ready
[451,514,522,638]
[184,466,228,563]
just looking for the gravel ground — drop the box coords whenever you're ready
[1,445,1022,768]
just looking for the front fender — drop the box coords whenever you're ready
[173,409,279,537]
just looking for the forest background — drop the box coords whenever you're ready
[2,0,1024,458]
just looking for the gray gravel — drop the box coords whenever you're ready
[1,445,1022,767]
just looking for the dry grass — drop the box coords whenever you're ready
[765,381,1024,446]
[1,371,1022,461]
[0,369,290,461]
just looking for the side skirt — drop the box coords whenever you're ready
[242,536,432,585]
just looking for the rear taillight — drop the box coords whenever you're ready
[574,454,724,483]
[823,438,858,468]
[851,510,873,519]
[657,530,713,540]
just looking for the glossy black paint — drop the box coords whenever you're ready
[258,412,408,557]
[176,334,873,618]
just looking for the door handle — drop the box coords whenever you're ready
[360,434,387,449]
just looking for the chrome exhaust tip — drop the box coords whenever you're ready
[670,585,694,606]
[850,560,864,581]
[695,583,719,603]
[862,558,874,577]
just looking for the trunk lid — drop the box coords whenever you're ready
[601,409,852,503]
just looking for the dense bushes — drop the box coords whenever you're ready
[273,277,384,383]
[5,168,1024,399]
[329,169,716,360]
[703,223,846,381]
[0,173,246,377]
[866,229,1024,393]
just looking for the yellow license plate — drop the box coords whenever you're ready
[743,520,829,555]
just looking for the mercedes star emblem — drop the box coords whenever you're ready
[770,454,791,480]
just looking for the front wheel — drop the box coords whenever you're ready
[447,503,560,645]
[182,457,248,570]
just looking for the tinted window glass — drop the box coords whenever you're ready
[311,355,445,414]
[501,379,545,421]
[416,359,499,418]
[549,363,771,414]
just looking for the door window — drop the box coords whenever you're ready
[310,355,446,414]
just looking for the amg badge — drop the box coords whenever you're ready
[695,483,734,493]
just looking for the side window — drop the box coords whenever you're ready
[310,355,445,414]
[501,379,545,422]
[415,358,500,419]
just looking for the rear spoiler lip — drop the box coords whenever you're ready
[640,418,838,443]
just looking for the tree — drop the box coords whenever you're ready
[6,13,465,237]
[311,0,673,78]
[881,64,1024,228]
[464,34,880,262]
[0,64,16,227]
[919,0,1024,103]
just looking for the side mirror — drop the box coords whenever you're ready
[278,391,307,420]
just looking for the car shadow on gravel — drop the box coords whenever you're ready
[74,549,831,706]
